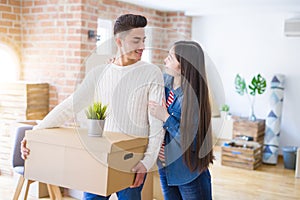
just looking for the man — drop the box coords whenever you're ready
[21,14,165,200]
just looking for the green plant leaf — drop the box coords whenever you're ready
[85,101,108,120]
[221,104,230,112]
[248,74,267,96]
[234,74,247,95]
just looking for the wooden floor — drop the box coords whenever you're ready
[211,146,300,200]
[1,146,299,200]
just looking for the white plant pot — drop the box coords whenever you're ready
[220,111,228,118]
[87,119,105,137]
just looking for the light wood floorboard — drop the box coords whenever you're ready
[211,146,300,200]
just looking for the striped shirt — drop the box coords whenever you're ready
[159,90,174,166]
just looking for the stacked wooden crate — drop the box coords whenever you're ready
[221,140,262,170]
[233,117,265,145]
[221,117,265,170]
[0,82,49,175]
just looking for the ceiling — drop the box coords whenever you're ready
[118,0,300,16]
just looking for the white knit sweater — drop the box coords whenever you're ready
[35,61,165,171]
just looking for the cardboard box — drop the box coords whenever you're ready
[24,128,148,196]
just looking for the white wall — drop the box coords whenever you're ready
[192,13,300,151]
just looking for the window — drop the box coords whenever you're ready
[142,27,152,63]
[96,19,113,55]
[0,44,19,82]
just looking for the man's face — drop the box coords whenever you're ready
[118,28,146,61]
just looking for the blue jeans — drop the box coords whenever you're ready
[159,168,212,200]
[82,178,145,200]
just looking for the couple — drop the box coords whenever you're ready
[21,14,214,200]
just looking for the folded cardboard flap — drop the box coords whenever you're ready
[26,128,148,152]
[24,127,148,196]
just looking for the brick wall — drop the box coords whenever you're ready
[21,0,85,107]
[0,0,191,175]
[0,0,22,176]
[0,0,21,74]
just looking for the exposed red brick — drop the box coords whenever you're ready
[0,21,12,26]
[68,36,81,41]
[49,0,59,4]
[71,5,82,11]
[0,27,7,33]
[2,13,16,20]
[8,0,20,6]
[0,5,12,12]
[69,0,81,3]
[8,28,20,34]
[13,7,21,14]
[41,21,55,27]
[32,7,43,13]
[22,1,33,6]
[34,0,48,6]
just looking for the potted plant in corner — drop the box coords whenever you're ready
[235,73,267,121]
[220,104,230,118]
[85,101,108,137]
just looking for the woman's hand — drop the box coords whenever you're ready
[148,100,170,122]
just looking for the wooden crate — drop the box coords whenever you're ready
[221,140,262,170]
[0,82,49,120]
[233,117,265,145]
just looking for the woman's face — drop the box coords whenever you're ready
[164,47,181,76]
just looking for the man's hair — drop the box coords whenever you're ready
[113,14,147,35]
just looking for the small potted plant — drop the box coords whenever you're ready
[85,101,108,137]
[220,104,230,118]
[235,73,266,121]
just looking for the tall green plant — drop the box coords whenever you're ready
[235,74,267,96]
[85,102,108,120]
[234,73,267,121]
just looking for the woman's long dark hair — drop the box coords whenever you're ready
[174,41,214,172]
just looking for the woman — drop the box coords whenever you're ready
[149,41,214,200]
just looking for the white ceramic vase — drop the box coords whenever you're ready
[87,119,105,137]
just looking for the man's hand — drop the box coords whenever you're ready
[149,100,169,122]
[21,138,30,160]
[130,162,147,188]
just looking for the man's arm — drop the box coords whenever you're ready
[21,65,106,159]
[141,71,165,171]
[140,68,165,171]
[35,66,104,130]
[131,67,165,188]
